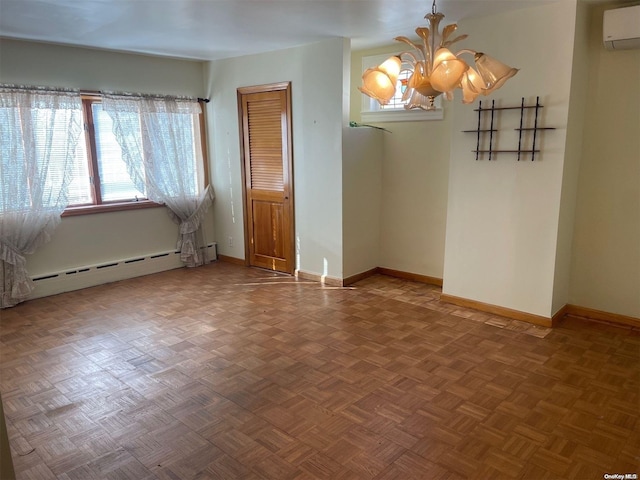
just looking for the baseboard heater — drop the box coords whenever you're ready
[29,243,217,300]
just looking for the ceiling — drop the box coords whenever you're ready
[0,0,568,61]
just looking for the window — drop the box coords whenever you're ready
[63,95,154,215]
[0,87,83,214]
[360,53,443,123]
[91,102,146,202]
[68,94,206,215]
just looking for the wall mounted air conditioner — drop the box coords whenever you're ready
[603,4,640,50]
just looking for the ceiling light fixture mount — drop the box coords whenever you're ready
[359,0,519,111]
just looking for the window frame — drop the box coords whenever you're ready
[62,93,208,217]
[360,53,444,123]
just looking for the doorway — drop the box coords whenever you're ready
[237,82,294,274]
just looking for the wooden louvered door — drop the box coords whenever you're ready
[238,82,294,274]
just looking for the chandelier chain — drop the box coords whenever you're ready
[432,0,437,15]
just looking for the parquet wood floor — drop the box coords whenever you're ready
[1,262,638,479]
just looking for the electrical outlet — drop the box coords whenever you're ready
[228,236,233,247]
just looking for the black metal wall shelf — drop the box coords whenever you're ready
[463,96,556,161]
[475,150,539,153]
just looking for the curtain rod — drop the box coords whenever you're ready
[1,85,211,103]
[0,84,79,94]
[92,91,210,102]
[98,90,209,103]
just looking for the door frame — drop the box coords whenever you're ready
[237,81,295,274]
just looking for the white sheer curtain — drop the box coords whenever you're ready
[102,93,214,267]
[0,85,83,308]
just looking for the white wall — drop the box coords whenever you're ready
[569,4,640,318]
[378,120,451,278]
[0,39,212,276]
[28,208,182,276]
[342,127,383,278]
[205,38,348,279]
[0,39,204,96]
[551,0,592,315]
[443,1,578,317]
[350,46,452,279]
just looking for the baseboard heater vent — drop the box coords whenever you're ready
[124,257,145,264]
[30,243,216,300]
[96,262,119,269]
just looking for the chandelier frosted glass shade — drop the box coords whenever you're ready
[460,66,485,104]
[473,53,519,94]
[360,2,518,111]
[358,56,402,104]
[430,48,469,93]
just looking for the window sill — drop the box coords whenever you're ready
[62,200,163,217]
[361,109,443,123]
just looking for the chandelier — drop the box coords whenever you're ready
[359,0,519,111]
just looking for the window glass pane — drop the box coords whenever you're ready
[1,104,90,210]
[92,103,145,202]
[143,112,199,197]
[381,70,410,110]
[66,130,93,205]
[0,105,27,211]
